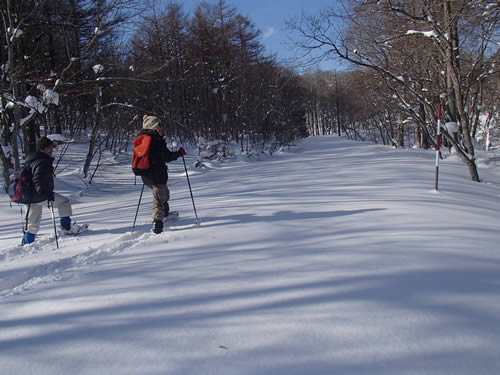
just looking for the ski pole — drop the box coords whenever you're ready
[133,183,145,228]
[49,201,59,249]
[19,205,28,246]
[24,204,30,234]
[181,155,200,225]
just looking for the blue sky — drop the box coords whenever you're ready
[180,0,340,71]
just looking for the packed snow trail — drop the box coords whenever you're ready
[1,136,500,375]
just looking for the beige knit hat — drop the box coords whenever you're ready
[142,115,161,131]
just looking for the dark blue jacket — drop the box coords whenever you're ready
[25,151,55,203]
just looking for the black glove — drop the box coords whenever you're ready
[178,147,187,156]
[47,192,55,202]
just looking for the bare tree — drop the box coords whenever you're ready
[127,0,306,150]
[1,0,312,193]
[1,0,51,185]
[290,0,500,182]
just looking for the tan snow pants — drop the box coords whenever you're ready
[148,184,170,221]
[26,192,72,234]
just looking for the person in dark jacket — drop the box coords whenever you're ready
[139,115,186,234]
[22,136,73,245]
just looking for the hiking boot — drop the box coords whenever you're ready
[152,219,163,234]
[22,232,36,245]
[60,217,72,231]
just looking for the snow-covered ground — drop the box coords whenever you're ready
[1,135,500,374]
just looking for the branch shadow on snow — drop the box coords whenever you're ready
[192,208,386,229]
[0,261,499,374]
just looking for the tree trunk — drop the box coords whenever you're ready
[466,158,480,183]
[396,113,404,147]
[11,106,22,170]
[0,144,11,191]
[83,86,102,178]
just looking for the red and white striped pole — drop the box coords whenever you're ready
[435,104,442,191]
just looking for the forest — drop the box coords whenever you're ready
[1,0,499,185]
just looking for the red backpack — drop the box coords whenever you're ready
[132,135,152,176]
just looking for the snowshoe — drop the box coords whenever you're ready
[164,210,179,222]
[60,222,89,236]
